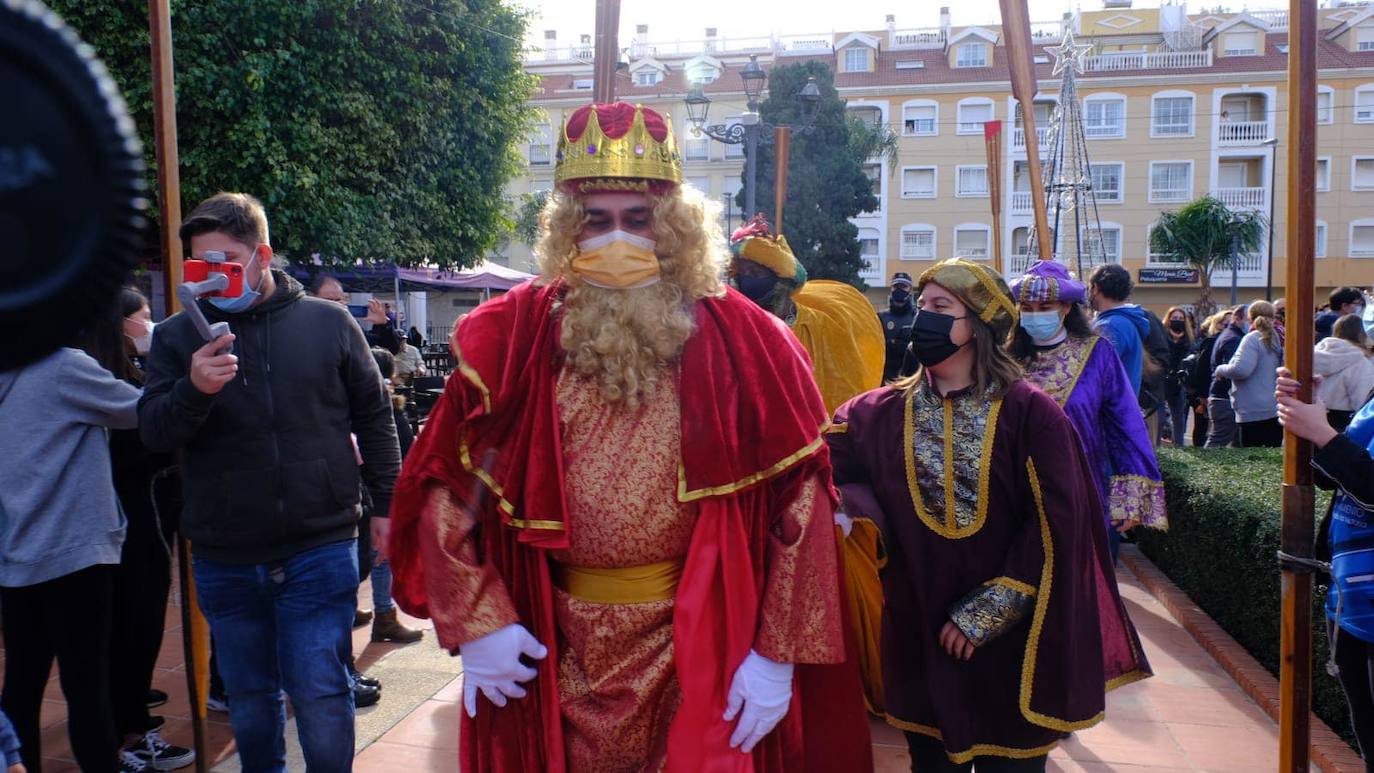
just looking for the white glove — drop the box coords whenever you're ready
[834,510,854,538]
[459,623,548,718]
[723,650,794,753]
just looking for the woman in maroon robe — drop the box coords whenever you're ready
[826,259,1150,771]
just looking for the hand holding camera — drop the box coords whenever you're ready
[190,334,238,395]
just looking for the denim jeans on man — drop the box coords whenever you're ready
[370,549,395,613]
[193,540,358,772]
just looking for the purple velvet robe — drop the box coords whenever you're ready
[828,379,1151,763]
[1023,336,1166,530]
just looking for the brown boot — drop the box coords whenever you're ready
[372,608,423,644]
[353,608,373,628]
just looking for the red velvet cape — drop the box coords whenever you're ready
[389,279,872,772]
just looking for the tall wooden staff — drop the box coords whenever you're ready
[984,121,1004,273]
[998,0,1052,260]
[1279,0,1318,769]
[774,127,791,234]
[149,2,209,770]
[592,0,621,104]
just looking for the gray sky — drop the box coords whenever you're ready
[514,0,1186,47]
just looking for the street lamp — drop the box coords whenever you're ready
[1262,136,1278,301]
[684,55,820,220]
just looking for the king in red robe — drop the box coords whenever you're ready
[387,102,871,772]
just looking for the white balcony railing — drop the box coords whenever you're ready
[1081,49,1212,72]
[1011,126,1051,153]
[1213,187,1266,210]
[889,27,946,49]
[1011,191,1034,214]
[1225,252,1265,273]
[1219,121,1270,145]
[1249,9,1289,30]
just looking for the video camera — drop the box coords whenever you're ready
[0,1,148,371]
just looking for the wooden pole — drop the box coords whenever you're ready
[774,127,790,235]
[985,121,1004,273]
[150,5,208,770]
[150,0,183,314]
[1279,0,1317,770]
[999,0,1052,260]
[592,0,621,104]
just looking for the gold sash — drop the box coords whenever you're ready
[552,559,683,605]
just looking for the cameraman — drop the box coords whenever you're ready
[139,193,400,770]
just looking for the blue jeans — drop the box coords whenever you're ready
[369,550,394,613]
[193,540,358,773]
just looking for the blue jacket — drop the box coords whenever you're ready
[1092,304,1152,395]
[0,706,19,766]
[1318,397,1374,642]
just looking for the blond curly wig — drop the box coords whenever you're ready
[533,185,730,408]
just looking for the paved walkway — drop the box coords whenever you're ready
[9,553,1323,771]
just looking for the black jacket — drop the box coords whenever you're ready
[1209,323,1246,400]
[877,302,916,383]
[138,271,400,564]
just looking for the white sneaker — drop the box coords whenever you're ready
[120,750,151,773]
[205,695,229,713]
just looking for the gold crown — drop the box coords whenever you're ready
[555,103,682,189]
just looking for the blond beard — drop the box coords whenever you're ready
[559,280,696,409]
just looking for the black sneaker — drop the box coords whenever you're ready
[146,689,168,709]
[119,750,151,773]
[126,726,196,771]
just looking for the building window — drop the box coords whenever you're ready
[953,225,991,259]
[527,124,553,166]
[685,176,711,194]
[1151,95,1194,137]
[684,138,710,161]
[1090,163,1124,203]
[1357,25,1374,51]
[1223,31,1259,56]
[849,106,883,129]
[1317,157,1331,191]
[635,71,661,87]
[1356,86,1374,123]
[1084,98,1126,138]
[900,226,936,260]
[858,231,881,270]
[1354,157,1374,190]
[901,166,937,198]
[862,163,881,212]
[1352,221,1374,256]
[1316,221,1327,258]
[1149,161,1192,202]
[724,119,745,158]
[1083,226,1122,262]
[688,64,719,85]
[956,43,989,68]
[957,99,993,134]
[956,165,989,197]
[844,47,870,73]
[903,101,938,136]
[1318,87,1334,124]
[572,78,593,90]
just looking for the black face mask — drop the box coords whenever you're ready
[737,274,779,302]
[1168,319,1187,333]
[910,309,968,368]
[890,288,911,307]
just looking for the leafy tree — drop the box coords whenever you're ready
[1149,196,1267,316]
[743,62,884,286]
[513,189,550,246]
[47,0,536,268]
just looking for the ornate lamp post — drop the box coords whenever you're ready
[684,55,820,219]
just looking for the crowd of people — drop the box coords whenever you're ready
[2,95,1374,773]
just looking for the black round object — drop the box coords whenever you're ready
[0,0,147,370]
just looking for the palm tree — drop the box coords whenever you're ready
[1149,196,1266,317]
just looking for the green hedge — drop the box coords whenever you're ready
[1134,447,1350,744]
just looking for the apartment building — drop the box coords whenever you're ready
[506,4,1374,311]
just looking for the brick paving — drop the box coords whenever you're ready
[6,549,1352,771]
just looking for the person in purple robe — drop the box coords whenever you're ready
[827,259,1151,772]
[1008,261,1168,564]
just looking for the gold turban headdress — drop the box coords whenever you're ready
[729,215,806,283]
[917,258,1019,340]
